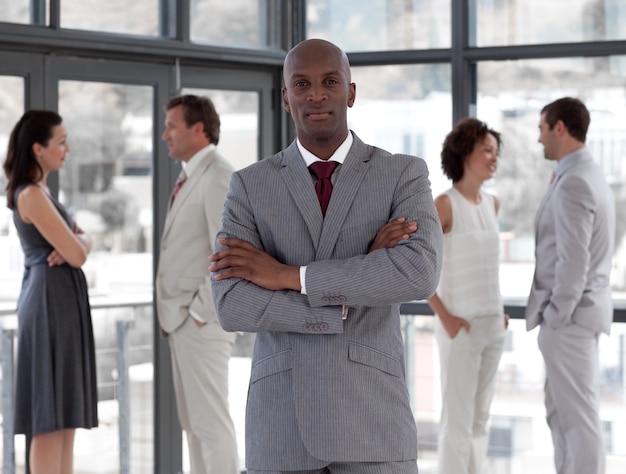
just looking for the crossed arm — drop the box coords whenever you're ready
[209,217,418,292]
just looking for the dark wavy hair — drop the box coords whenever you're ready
[165,94,221,145]
[541,97,590,143]
[440,117,501,183]
[3,110,63,210]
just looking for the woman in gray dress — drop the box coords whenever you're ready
[3,110,98,474]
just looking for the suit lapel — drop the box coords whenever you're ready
[317,135,370,260]
[279,134,371,258]
[280,142,324,250]
[162,149,216,240]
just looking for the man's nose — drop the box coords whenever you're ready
[307,85,327,102]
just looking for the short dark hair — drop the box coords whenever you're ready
[165,94,221,145]
[541,97,590,143]
[3,109,63,209]
[440,117,501,183]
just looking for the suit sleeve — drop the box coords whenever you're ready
[211,171,345,334]
[305,157,442,307]
[188,160,232,321]
[542,175,594,328]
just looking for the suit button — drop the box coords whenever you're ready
[314,323,321,331]
[320,323,328,330]
[304,323,311,331]
[339,296,347,303]
[322,297,330,304]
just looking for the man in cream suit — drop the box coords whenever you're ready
[156,95,238,474]
[525,97,615,474]
[209,39,443,474]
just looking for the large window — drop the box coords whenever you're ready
[473,0,626,46]
[349,64,452,195]
[61,0,159,35]
[477,56,626,301]
[307,0,451,51]
[190,0,269,47]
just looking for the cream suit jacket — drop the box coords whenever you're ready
[157,147,235,334]
[211,132,443,470]
[525,147,615,335]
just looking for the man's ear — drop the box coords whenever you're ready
[554,119,567,136]
[282,88,291,113]
[347,82,356,108]
[192,121,207,140]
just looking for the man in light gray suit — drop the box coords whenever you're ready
[156,95,239,474]
[209,39,442,474]
[525,97,615,474]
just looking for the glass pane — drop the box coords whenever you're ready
[473,0,626,46]
[0,0,32,24]
[307,0,451,52]
[348,64,452,196]
[61,0,159,36]
[57,80,155,472]
[476,56,626,305]
[190,0,268,47]
[0,76,25,307]
[183,88,260,170]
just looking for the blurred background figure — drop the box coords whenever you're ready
[525,97,615,474]
[155,95,239,474]
[3,109,98,474]
[428,117,508,474]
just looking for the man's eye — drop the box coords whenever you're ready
[325,79,338,85]
[294,81,307,87]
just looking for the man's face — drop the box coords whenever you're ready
[162,105,197,162]
[282,42,356,150]
[538,112,558,161]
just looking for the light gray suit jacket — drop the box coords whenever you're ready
[156,147,235,336]
[525,147,615,335]
[211,132,443,470]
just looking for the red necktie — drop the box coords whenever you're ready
[309,161,338,216]
[170,170,187,207]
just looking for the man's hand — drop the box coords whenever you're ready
[210,237,301,291]
[368,217,417,252]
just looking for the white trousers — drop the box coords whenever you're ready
[169,316,239,474]
[538,323,605,474]
[435,315,506,474]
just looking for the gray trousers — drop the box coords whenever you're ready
[538,323,605,474]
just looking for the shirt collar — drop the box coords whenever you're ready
[555,146,587,176]
[297,132,353,167]
[181,143,216,178]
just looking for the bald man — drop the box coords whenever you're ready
[210,39,443,474]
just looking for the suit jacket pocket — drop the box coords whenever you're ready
[250,349,292,384]
[348,342,402,377]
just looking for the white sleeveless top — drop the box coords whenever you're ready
[437,187,503,319]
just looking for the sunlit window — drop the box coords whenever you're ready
[307,0,451,52]
[473,0,626,46]
[61,0,159,36]
[190,0,268,47]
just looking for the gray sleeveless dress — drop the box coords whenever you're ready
[13,184,98,436]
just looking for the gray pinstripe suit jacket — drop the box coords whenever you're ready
[211,132,443,470]
[525,147,615,335]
